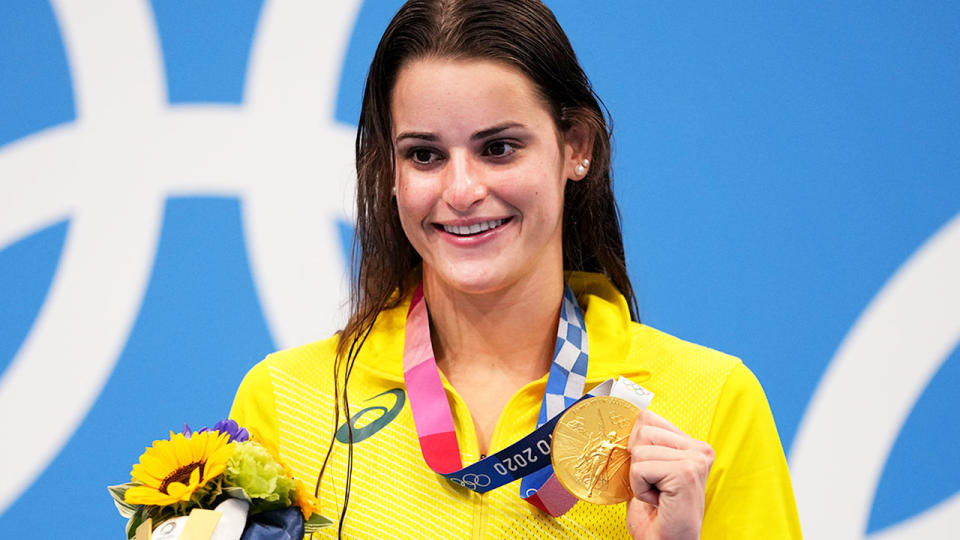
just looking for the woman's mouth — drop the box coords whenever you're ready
[437,218,510,237]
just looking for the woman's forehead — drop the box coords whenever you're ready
[390,57,556,139]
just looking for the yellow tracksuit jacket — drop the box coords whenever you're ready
[230,272,802,538]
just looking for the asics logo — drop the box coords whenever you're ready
[336,388,407,444]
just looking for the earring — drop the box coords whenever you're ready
[575,158,590,177]
[391,185,397,196]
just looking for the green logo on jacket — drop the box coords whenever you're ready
[335,388,406,444]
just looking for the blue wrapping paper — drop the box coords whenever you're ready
[239,508,305,540]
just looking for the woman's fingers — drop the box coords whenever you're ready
[634,409,688,436]
[630,466,661,507]
[633,424,690,449]
[628,410,682,449]
[630,443,690,463]
[638,426,715,467]
[625,409,715,538]
[631,454,711,497]
[631,412,715,458]
[628,447,712,504]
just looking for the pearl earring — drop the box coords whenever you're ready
[575,158,590,177]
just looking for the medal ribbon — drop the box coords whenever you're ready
[402,284,590,516]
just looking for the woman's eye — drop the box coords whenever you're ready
[484,141,516,158]
[409,148,439,164]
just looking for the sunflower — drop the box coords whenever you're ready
[125,430,235,506]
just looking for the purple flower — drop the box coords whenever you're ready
[211,418,249,442]
[182,419,249,443]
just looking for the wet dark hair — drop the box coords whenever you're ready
[317,1,638,535]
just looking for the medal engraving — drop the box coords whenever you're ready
[551,396,640,504]
[574,430,629,497]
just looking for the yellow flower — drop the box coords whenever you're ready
[248,427,320,518]
[125,431,234,506]
[294,478,322,519]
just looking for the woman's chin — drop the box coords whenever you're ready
[424,266,512,297]
[435,275,495,297]
[423,264,554,300]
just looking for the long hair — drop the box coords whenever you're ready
[318,1,638,535]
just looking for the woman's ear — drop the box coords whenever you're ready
[563,121,595,182]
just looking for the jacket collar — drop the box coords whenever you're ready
[353,271,648,384]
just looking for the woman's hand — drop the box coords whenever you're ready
[625,410,714,540]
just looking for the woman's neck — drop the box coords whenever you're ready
[423,272,564,382]
[421,269,564,453]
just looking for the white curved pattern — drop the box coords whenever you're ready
[0,0,166,516]
[790,211,960,538]
[0,0,360,514]
[241,0,360,348]
[868,492,960,540]
[53,0,166,118]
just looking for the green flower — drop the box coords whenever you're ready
[223,440,296,512]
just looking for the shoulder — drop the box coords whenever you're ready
[249,335,340,382]
[630,323,743,387]
[626,323,750,440]
[230,335,341,447]
[270,334,341,365]
[232,335,340,413]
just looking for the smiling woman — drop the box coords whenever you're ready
[229,1,802,538]
[392,56,589,469]
[392,58,579,298]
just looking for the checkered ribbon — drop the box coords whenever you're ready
[521,286,588,515]
[403,283,589,517]
[540,286,590,424]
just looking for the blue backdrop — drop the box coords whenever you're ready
[1,1,957,537]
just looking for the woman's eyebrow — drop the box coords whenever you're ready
[472,122,523,140]
[394,122,524,144]
[395,131,437,143]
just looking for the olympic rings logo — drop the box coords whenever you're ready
[450,473,492,490]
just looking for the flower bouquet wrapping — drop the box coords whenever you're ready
[108,420,331,539]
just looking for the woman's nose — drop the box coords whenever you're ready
[441,151,487,212]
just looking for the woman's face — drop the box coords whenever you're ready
[391,57,585,297]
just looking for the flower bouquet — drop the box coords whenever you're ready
[108,419,331,539]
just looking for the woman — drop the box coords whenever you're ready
[231,1,801,538]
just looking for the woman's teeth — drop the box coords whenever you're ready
[442,219,506,236]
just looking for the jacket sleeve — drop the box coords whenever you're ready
[229,358,280,449]
[701,362,803,538]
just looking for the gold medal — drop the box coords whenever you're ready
[551,396,640,504]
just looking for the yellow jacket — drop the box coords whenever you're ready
[230,272,801,538]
